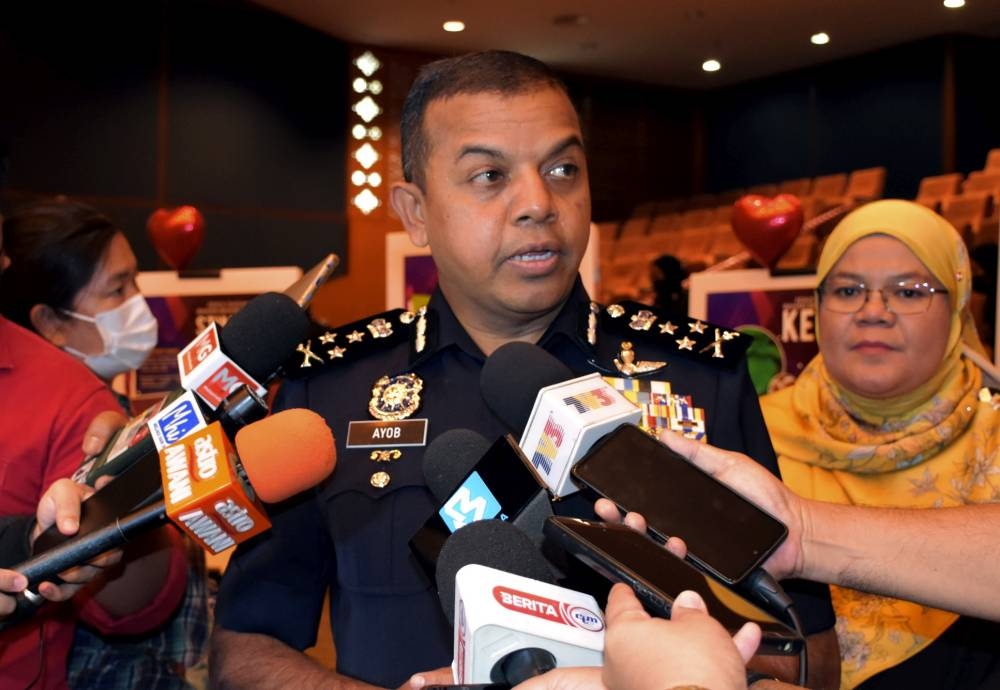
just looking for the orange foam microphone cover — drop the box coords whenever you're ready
[235,408,336,503]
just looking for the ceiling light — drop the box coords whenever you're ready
[443,20,465,32]
[943,0,965,7]
[702,59,721,73]
[811,32,830,45]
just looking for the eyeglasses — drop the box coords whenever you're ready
[819,280,949,315]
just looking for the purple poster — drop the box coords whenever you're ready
[707,288,817,394]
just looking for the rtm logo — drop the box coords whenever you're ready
[439,471,502,532]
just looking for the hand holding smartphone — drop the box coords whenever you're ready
[544,516,802,655]
[570,424,787,584]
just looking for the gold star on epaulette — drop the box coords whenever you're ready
[347,330,365,343]
[659,321,677,335]
[689,320,706,334]
[676,336,695,351]
[328,346,346,359]
[318,331,337,344]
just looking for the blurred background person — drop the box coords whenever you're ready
[0,198,208,689]
[760,200,1000,689]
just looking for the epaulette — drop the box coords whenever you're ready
[583,300,751,374]
[283,308,421,378]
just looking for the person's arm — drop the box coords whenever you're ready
[802,501,1000,619]
[210,627,452,690]
[654,430,1000,621]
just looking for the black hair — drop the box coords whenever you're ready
[0,198,120,330]
[400,50,571,190]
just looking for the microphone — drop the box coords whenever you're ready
[409,430,555,577]
[436,520,604,685]
[14,409,336,595]
[76,291,312,485]
[481,343,640,498]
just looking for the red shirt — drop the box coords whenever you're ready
[0,316,187,689]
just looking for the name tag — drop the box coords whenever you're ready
[346,419,428,448]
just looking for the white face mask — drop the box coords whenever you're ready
[62,294,159,379]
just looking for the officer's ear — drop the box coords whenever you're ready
[390,181,428,248]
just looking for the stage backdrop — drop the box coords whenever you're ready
[689,269,818,395]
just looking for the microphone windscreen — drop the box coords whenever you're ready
[480,342,574,432]
[220,292,311,381]
[235,408,336,503]
[436,520,556,623]
[423,429,492,501]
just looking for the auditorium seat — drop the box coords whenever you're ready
[985,148,1000,172]
[942,194,990,243]
[844,167,886,203]
[679,207,714,231]
[962,173,1000,217]
[804,173,848,218]
[649,211,681,234]
[778,178,812,197]
[915,173,962,212]
[618,214,651,239]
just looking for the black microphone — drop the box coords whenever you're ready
[76,291,311,485]
[435,520,604,686]
[409,430,556,578]
[479,342,573,433]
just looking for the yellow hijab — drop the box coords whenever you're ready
[762,200,999,688]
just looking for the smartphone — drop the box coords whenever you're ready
[544,517,802,655]
[571,424,787,584]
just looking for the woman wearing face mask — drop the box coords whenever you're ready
[0,198,209,690]
[761,200,1000,689]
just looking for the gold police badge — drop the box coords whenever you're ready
[369,373,423,421]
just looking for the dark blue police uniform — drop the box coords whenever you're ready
[215,278,834,688]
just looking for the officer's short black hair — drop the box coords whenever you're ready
[400,50,571,190]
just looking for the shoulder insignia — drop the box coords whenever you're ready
[586,300,751,372]
[284,308,414,377]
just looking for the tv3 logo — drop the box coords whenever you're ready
[439,471,503,532]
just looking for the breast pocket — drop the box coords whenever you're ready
[319,446,437,596]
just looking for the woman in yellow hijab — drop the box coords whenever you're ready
[762,199,1000,689]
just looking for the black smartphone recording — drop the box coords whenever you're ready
[544,517,802,655]
[570,424,787,584]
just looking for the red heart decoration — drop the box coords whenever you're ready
[147,206,206,270]
[730,194,804,268]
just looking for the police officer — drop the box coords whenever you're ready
[211,51,838,690]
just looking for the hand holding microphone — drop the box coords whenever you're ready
[15,408,336,597]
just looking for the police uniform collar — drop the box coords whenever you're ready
[409,288,478,367]
[409,278,590,368]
